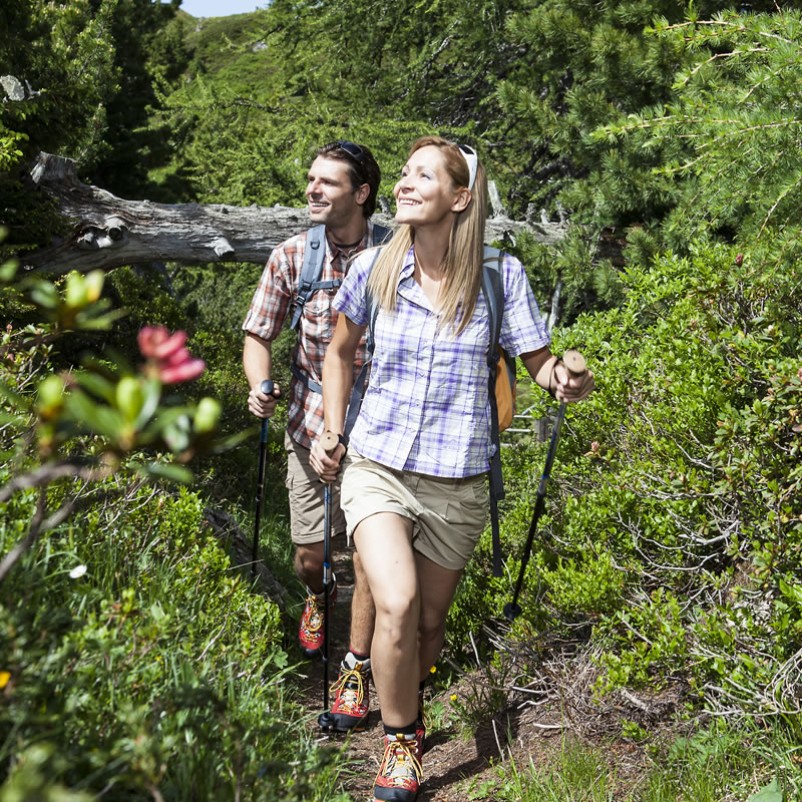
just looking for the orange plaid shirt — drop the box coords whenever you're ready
[242,222,384,450]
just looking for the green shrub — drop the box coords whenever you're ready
[0,477,345,801]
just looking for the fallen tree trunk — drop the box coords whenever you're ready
[21,151,567,276]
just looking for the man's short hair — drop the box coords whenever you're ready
[316,141,381,218]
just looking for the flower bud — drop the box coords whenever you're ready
[65,271,88,308]
[116,376,145,422]
[84,270,105,303]
[37,374,66,419]
[194,397,222,433]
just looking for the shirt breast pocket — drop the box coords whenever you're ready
[302,289,336,342]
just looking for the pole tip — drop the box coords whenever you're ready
[503,602,522,622]
[318,711,336,733]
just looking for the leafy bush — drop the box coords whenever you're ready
[0,478,346,800]
[0,257,342,800]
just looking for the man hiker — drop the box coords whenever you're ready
[242,140,384,730]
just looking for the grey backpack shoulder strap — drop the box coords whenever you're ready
[290,225,343,331]
[481,245,506,577]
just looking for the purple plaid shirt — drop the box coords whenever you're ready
[334,246,550,478]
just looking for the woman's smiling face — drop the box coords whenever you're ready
[393,145,464,228]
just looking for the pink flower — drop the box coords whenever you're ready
[138,326,180,358]
[154,331,188,360]
[137,326,206,384]
[159,359,206,384]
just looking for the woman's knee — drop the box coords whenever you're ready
[418,608,447,643]
[374,589,419,636]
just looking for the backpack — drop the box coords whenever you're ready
[479,246,515,577]
[289,222,391,392]
[345,245,514,577]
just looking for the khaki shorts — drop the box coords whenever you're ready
[339,451,488,571]
[285,432,346,545]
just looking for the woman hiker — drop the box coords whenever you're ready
[310,136,595,801]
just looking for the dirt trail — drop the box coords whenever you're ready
[294,552,572,802]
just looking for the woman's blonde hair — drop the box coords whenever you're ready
[367,136,487,335]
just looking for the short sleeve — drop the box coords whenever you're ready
[499,253,551,356]
[241,239,298,341]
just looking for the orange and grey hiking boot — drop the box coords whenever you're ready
[328,653,371,731]
[298,577,336,657]
[373,732,423,802]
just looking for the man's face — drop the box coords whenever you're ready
[305,156,365,228]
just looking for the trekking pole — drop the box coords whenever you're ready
[503,351,586,621]
[251,379,274,580]
[317,430,339,732]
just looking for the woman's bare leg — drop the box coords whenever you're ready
[415,553,463,681]
[353,512,419,728]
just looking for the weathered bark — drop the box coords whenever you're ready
[21,151,567,276]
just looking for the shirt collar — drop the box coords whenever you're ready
[327,227,368,261]
[399,246,416,282]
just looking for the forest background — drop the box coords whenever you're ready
[1,1,802,800]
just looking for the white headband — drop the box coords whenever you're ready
[458,144,478,190]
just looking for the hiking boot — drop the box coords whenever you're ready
[414,715,426,763]
[373,733,423,802]
[298,577,337,657]
[328,654,371,731]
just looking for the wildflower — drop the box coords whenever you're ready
[450,693,458,702]
[137,326,205,384]
[0,671,10,689]
[69,564,87,579]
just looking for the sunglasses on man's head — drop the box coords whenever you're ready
[334,140,365,163]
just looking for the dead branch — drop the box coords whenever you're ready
[20,152,567,277]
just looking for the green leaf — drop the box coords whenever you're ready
[0,378,30,411]
[0,410,27,427]
[134,461,193,484]
[64,391,125,440]
[0,260,18,282]
[748,779,783,802]
[29,281,60,310]
[207,428,253,455]
[162,415,192,453]
[778,579,802,606]
[134,378,162,429]
[76,371,117,404]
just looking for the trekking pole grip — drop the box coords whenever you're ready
[562,349,586,378]
[320,431,340,455]
[259,380,274,441]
